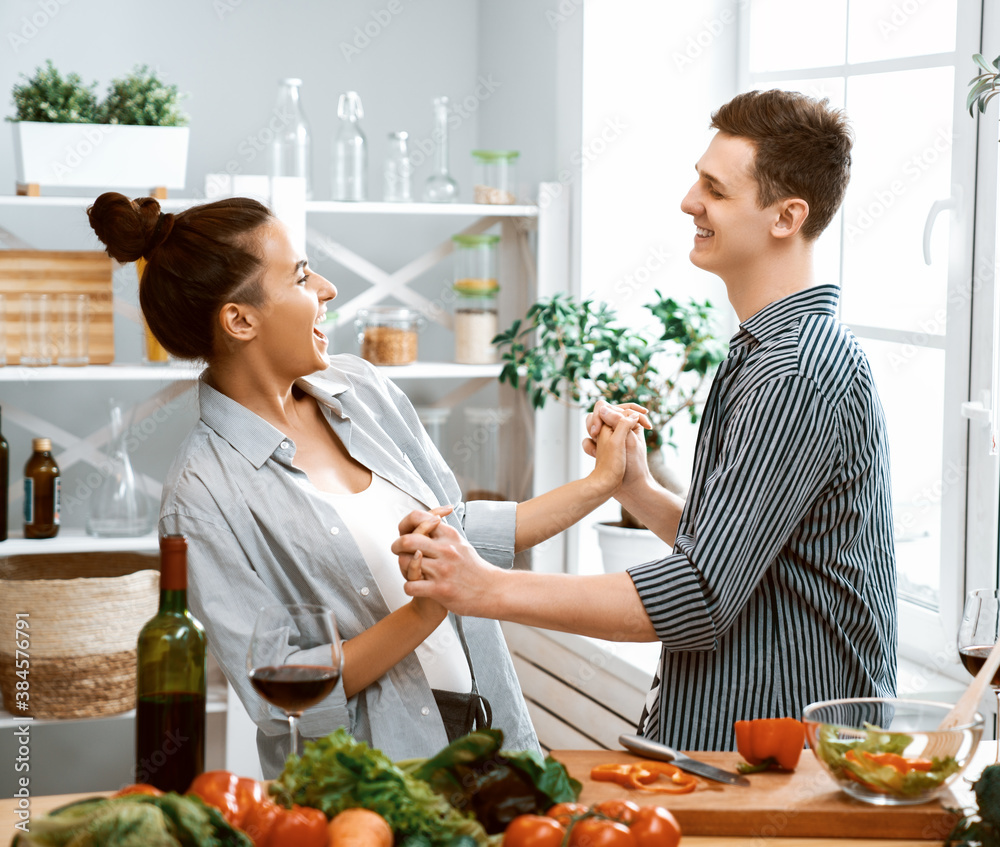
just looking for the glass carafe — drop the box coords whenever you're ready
[333,91,367,201]
[423,96,458,202]
[86,399,152,537]
[268,78,313,199]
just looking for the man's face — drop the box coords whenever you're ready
[680,132,779,281]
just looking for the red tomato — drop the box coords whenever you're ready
[592,799,641,824]
[568,817,635,847]
[547,802,589,825]
[112,784,163,798]
[629,805,681,847]
[503,815,567,847]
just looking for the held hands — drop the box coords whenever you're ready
[392,508,494,618]
[584,399,653,496]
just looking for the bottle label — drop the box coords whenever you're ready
[23,478,32,524]
[53,476,61,525]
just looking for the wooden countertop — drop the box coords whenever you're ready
[1,745,993,846]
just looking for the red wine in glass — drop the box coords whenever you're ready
[249,664,340,713]
[960,646,1000,687]
[247,604,343,757]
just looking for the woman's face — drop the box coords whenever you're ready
[250,219,337,376]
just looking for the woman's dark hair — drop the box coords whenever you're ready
[87,193,273,360]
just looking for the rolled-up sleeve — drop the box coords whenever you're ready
[461,499,517,569]
[628,375,840,651]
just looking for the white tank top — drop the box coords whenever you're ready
[305,472,472,693]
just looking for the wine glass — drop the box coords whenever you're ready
[957,589,1000,761]
[247,604,343,758]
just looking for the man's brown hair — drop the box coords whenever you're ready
[710,89,853,241]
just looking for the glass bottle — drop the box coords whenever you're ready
[268,78,313,200]
[0,406,8,542]
[462,407,511,502]
[383,131,413,202]
[423,96,458,203]
[333,91,367,201]
[23,437,59,539]
[135,534,206,793]
[86,399,152,537]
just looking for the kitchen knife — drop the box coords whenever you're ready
[618,733,751,787]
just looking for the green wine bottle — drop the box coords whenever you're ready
[135,534,206,793]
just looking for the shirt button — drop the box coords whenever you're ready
[280,441,289,449]
[330,526,339,535]
[360,587,370,597]
[420,706,430,716]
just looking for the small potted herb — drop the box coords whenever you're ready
[494,292,725,570]
[9,61,190,196]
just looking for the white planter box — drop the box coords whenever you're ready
[11,121,189,190]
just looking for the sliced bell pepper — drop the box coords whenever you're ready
[734,718,806,773]
[589,761,697,794]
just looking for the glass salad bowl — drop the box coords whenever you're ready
[802,697,983,806]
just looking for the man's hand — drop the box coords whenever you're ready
[392,517,496,618]
[397,506,453,621]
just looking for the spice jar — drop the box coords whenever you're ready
[472,150,519,204]
[452,234,500,364]
[355,306,424,365]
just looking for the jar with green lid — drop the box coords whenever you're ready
[471,150,519,204]
[452,234,500,364]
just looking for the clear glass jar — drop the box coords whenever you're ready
[355,306,424,365]
[383,131,413,202]
[423,96,458,203]
[472,150,519,204]
[452,234,500,364]
[462,407,511,501]
[416,406,451,458]
[268,78,313,199]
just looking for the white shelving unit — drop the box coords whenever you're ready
[0,185,572,782]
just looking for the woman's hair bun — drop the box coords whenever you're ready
[87,192,175,263]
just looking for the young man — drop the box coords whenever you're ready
[394,90,897,750]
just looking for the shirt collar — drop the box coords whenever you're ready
[198,369,351,469]
[732,284,840,350]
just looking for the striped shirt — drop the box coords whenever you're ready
[629,284,897,750]
[158,355,538,777]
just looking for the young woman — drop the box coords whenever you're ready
[87,193,636,776]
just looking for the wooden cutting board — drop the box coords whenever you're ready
[552,749,963,840]
[0,250,114,365]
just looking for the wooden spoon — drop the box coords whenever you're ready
[921,638,1000,760]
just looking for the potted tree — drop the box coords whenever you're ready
[9,61,189,196]
[494,291,726,571]
[968,52,999,118]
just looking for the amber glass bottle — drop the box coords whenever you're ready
[23,437,59,539]
[135,534,207,793]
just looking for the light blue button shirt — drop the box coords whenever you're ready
[158,354,538,776]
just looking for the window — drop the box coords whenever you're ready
[740,0,999,670]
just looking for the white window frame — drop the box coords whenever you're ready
[737,0,999,680]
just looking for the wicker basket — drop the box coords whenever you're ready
[0,551,159,719]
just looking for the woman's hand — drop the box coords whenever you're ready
[588,409,639,496]
[584,400,654,496]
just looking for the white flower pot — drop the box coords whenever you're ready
[11,121,190,190]
[594,521,671,573]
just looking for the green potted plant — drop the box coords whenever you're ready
[494,291,726,570]
[967,52,999,119]
[9,61,189,196]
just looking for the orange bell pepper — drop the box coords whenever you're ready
[590,761,698,794]
[734,718,806,773]
[187,769,327,847]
